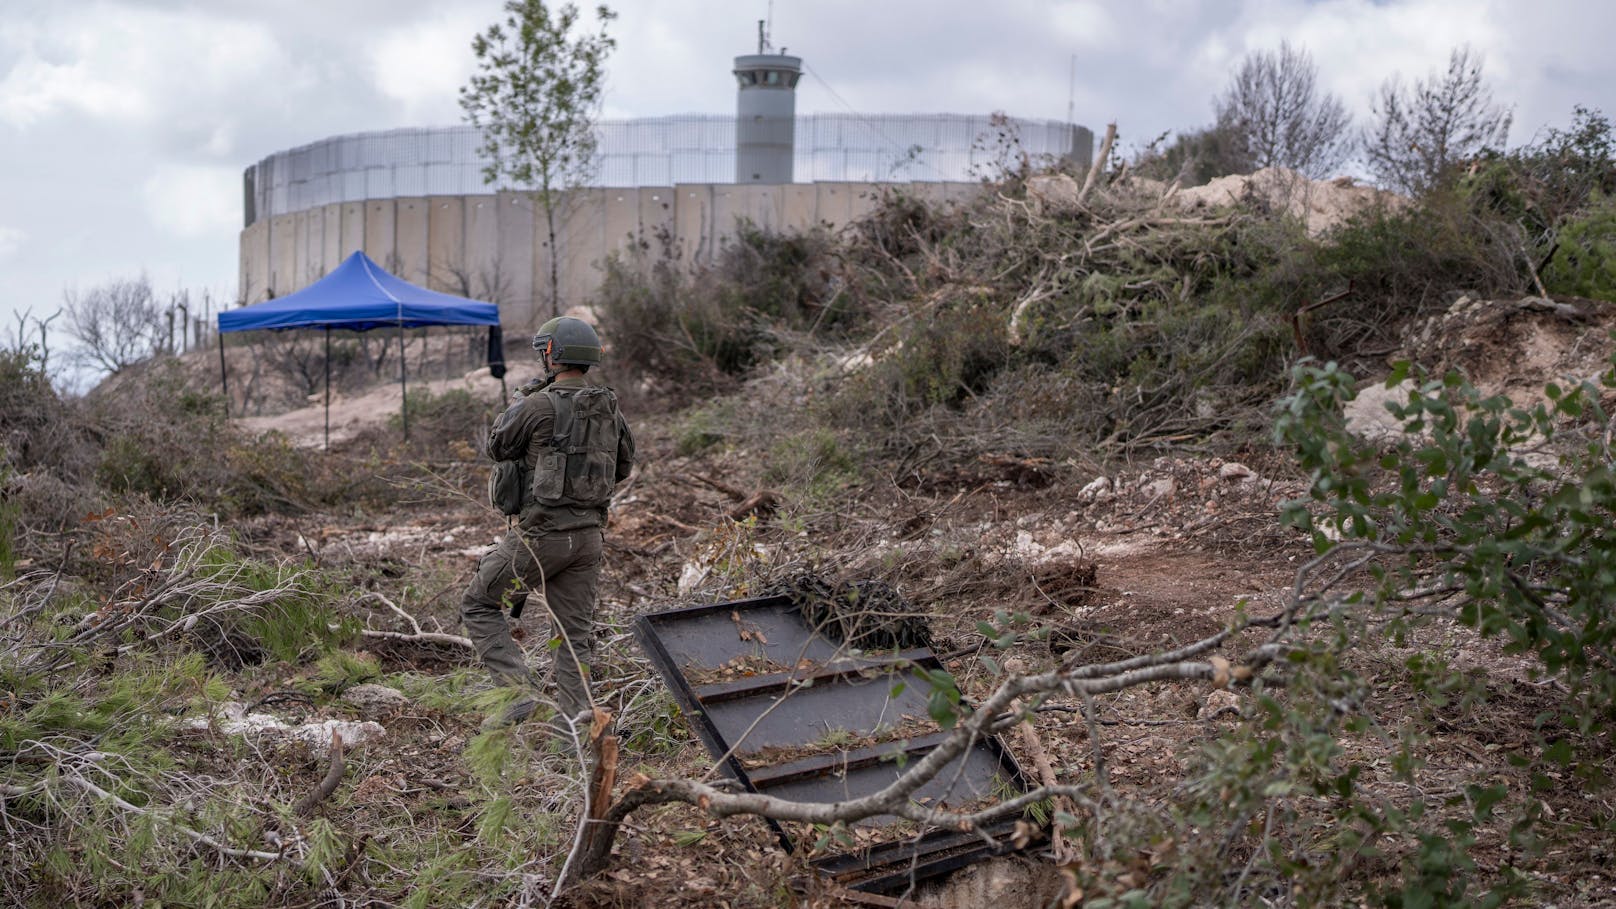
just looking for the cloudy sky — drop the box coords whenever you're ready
[2,0,1613,374]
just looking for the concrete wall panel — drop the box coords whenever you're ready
[710,185,742,253]
[362,200,396,272]
[321,204,342,275]
[602,189,638,263]
[907,181,949,207]
[268,214,296,299]
[944,182,981,204]
[394,197,430,286]
[781,184,819,231]
[465,195,500,309]
[743,184,786,232]
[289,210,309,292]
[673,184,713,266]
[240,220,270,304]
[814,183,855,229]
[556,188,607,311]
[339,202,365,262]
[637,187,675,253]
[426,196,465,293]
[494,192,535,326]
[847,183,880,223]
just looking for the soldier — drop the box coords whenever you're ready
[461,316,635,736]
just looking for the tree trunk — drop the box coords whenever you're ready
[545,194,561,319]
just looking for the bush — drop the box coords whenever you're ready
[390,386,494,449]
[595,221,846,392]
[1275,357,1616,724]
[1542,200,1616,300]
[763,428,859,505]
[0,346,93,480]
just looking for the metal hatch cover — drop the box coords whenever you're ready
[633,592,1034,894]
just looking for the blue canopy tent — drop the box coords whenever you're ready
[216,251,504,447]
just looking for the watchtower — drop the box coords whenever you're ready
[733,20,801,184]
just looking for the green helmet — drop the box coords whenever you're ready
[531,316,602,368]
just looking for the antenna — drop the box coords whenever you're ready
[1067,53,1076,123]
[757,19,766,54]
[766,0,775,51]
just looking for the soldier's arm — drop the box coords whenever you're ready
[614,413,636,483]
[487,394,546,461]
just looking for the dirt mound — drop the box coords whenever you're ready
[1071,455,1304,554]
[1173,167,1401,235]
[1400,294,1616,400]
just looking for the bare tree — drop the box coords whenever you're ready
[1365,45,1513,195]
[62,276,169,374]
[1215,42,1352,179]
[6,307,60,375]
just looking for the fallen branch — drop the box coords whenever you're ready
[358,592,472,649]
[689,472,747,500]
[358,628,473,649]
[1014,700,1073,861]
[1076,122,1117,205]
[294,731,346,818]
[64,770,289,862]
[726,490,780,522]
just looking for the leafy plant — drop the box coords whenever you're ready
[461,0,617,317]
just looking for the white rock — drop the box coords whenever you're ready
[678,560,710,595]
[341,683,409,715]
[185,702,387,759]
[1077,476,1112,504]
[1026,173,1081,213]
[292,719,387,758]
[1218,462,1257,482]
[1142,477,1176,501]
[1198,689,1240,720]
[1344,378,1420,443]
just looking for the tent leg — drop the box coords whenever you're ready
[324,328,331,451]
[217,331,229,420]
[399,321,408,441]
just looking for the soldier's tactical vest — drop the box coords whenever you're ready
[528,386,621,510]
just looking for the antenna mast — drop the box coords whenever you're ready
[1067,54,1076,123]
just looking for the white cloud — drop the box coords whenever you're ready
[367,12,492,123]
[0,49,150,127]
[0,226,23,258]
[142,165,242,237]
[0,5,290,135]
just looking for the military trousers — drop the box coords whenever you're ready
[460,525,604,721]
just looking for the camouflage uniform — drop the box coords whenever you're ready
[460,375,635,722]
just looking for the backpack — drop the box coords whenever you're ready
[529,386,622,510]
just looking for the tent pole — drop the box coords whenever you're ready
[324,328,331,451]
[217,330,229,420]
[399,320,408,441]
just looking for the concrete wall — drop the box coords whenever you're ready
[394,197,430,287]
[241,180,981,332]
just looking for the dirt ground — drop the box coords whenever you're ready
[216,302,1616,906]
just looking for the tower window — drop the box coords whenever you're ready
[764,70,781,85]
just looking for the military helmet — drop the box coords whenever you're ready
[531,316,602,367]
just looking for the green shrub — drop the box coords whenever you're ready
[1542,200,1616,300]
[673,400,735,456]
[595,220,846,391]
[390,386,492,446]
[763,428,859,503]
